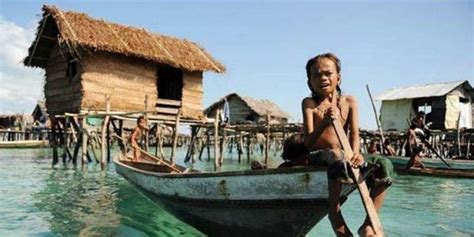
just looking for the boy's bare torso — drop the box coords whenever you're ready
[303,95,352,151]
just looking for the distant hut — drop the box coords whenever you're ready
[375,80,473,131]
[23,5,225,120]
[204,93,291,124]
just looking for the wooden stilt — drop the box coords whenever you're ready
[198,137,205,161]
[63,117,72,163]
[51,116,59,165]
[101,95,111,170]
[154,123,159,156]
[70,117,81,165]
[246,133,251,162]
[220,128,226,165]
[58,118,67,163]
[111,119,125,154]
[206,130,211,161]
[238,133,243,163]
[170,109,181,164]
[106,119,111,163]
[144,95,149,152]
[81,116,88,168]
[184,126,194,162]
[191,127,197,163]
[158,125,165,158]
[265,114,270,165]
[214,110,220,170]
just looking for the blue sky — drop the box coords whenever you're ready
[0,0,472,129]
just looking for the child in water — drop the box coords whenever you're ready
[302,53,392,237]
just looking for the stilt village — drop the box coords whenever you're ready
[1,4,473,237]
[1,5,473,173]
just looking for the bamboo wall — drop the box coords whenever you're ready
[44,45,82,115]
[228,96,255,123]
[181,71,204,119]
[44,48,205,119]
[81,52,158,112]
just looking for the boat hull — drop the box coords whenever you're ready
[394,167,474,178]
[114,157,359,236]
[0,140,47,148]
[378,155,474,170]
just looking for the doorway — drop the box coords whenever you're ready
[157,65,183,101]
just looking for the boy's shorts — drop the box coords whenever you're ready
[308,149,395,187]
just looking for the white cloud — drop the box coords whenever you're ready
[0,17,44,114]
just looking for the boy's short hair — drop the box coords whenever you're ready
[281,134,309,161]
[137,116,145,124]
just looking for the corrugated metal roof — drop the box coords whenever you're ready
[374,80,471,101]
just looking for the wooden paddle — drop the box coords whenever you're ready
[406,119,451,168]
[137,147,183,173]
[421,139,451,168]
[113,134,182,173]
[330,93,385,237]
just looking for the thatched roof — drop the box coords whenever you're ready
[205,93,291,119]
[24,5,225,73]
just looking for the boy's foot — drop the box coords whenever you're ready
[357,225,375,237]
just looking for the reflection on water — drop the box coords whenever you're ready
[0,148,473,236]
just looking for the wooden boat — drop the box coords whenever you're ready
[380,155,474,170]
[114,154,369,236]
[0,140,47,148]
[394,167,474,179]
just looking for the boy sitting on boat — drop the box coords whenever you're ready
[301,53,394,237]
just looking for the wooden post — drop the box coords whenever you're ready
[238,132,243,162]
[170,109,181,164]
[214,110,220,170]
[106,119,111,163]
[155,123,159,156]
[70,117,81,165]
[198,137,206,161]
[60,117,68,163]
[206,130,211,161]
[144,95,149,152]
[265,114,270,165]
[185,126,195,162]
[220,127,226,165]
[246,132,251,162]
[366,85,385,151]
[64,117,72,162]
[158,125,165,158]
[50,116,58,165]
[81,116,88,168]
[101,95,111,171]
[119,119,124,154]
[191,127,198,163]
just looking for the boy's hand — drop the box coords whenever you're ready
[350,153,364,168]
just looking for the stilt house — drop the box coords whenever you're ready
[204,93,291,124]
[23,5,225,120]
[375,80,473,131]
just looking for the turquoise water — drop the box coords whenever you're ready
[0,148,473,237]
